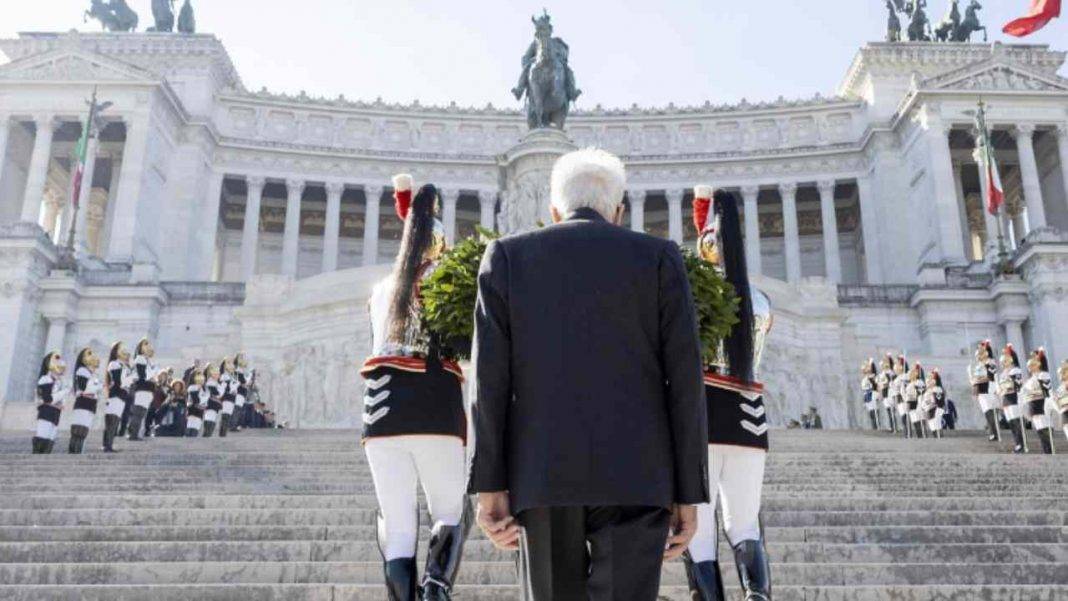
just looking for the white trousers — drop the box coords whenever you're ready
[204,410,218,423]
[221,401,235,416]
[71,408,94,429]
[134,390,153,409]
[365,436,467,560]
[977,393,999,413]
[236,394,246,407]
[106,397,125,417]
[186,416,202,431]
[688,444,766,562]
[35,420,58,440]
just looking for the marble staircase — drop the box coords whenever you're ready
[0,428,1066,600]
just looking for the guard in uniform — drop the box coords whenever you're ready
[218,357,236,437]
[33,352,68,454]
[69,347,103,454]
[971,341,1000,442]
[921,369,947,439]
[684,187,772,601]
[892,356,910,438]
[877,354,896,433]
[203,363,222,437]
[998,344,1026,453]
[233,353,250,431]
[186,369,206,437]
[861,358,879,430]
[904,362,927,439]
[127,339,157,441]
[1054,360,1068,441]
[1022,349,1054,454]
[359,176,471,601]
[104,342,133,453]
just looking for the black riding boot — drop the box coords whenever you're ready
[868,410,878,431]
[203,421,215,437]
[1010,420,1025,453]
[422,524,466,601]
[1038,428,1053,454]
[984,410,999,441]
[44,439,55,454]
[219,414,229,437]
[733,538,771,601]
[186,428,199,437]
[69,425,89,454]
[886,408,896,432]
[383,557,418,601]
[683,554,726,600]
[103,415,119,452]
[31,437,47,454]
[127,406,145,441]
[912,421,925,439]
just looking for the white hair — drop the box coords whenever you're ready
[550,148,626,220]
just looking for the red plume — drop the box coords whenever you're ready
[392,174,413,221]
[692,185,713,233]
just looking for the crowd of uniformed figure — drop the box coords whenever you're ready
[858,342,1067,454]
[32,339,277,454]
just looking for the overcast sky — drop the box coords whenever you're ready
[2,0,1065,109]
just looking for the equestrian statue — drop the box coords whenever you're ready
[512,11,582,130]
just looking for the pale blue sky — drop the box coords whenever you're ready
[2,1,1065,108]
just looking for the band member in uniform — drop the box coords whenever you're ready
[186,369,206,437]
[905,362,927,439]
[921,369,947,439]
[127,339,157,441]
[233,353,250,431]
[203,363,222,437]
[155,379,188,437]
[861,358,879,430]
[877,354,896,433]
[1023,349,1054,454]
[1055,360,1068,441]
[69,347,103,454]
[684,187,772,601]
[892,356,910,437]
[33,352,68,454]
[218,357,236,437]
[360,176,470,601]
[104,342,133,453]
[971,340,1000,442]
[998,344,1026,453]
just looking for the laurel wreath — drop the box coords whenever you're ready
[421,229,739,363]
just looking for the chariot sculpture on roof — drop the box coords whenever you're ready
[885,0,985,43]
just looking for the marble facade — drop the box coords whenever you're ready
[2,32,1068,429]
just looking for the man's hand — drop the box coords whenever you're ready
[663,504,698,560]
[477,492,521,551]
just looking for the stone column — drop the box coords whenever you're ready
[19,115,55,223]
[322,181,344,273]
[0,113,10,189]
[73,136,100,255]
[240,176,265,280]
[100,152,123,256]
[40,189,63,243]
[1013,124,1047,231]
[441,188,460,244]
[780,182,801,284]
[196,170,225,280]
[362,185,382,267]
[972,150,1001,258]
[926,121,967,263]
[1058,125,1068,215]
[951,160,973,259]
[666,188,684,243]
[629,190,646,233]
[855,176,883,283]
[85,190,107,256]
[741,185,762,276]
[282,178,305,277]
[817,180,842,283]
[105,114,151,264]
[1004,320,1026,354]
[44,318,67,356]
[478,190,496,231]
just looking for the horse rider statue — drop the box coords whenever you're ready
[85,0,139,32]
[954,0,988,41]
[177,0,196,34]
[886,0,903,42]
[512,10,582,130]
[147,0,175,32]
[933,0,960,42]
[906,0,933,41]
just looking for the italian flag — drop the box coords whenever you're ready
[70,103,94,209]
[974,104,1004,216]
[1003,0,1061,37]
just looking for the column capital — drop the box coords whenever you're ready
[476,189,497,203]
[664,188,685,202]
[778,182,798,197]
[246,175,266,192]
[628,189,648,204]
[285,178,306,194]
[740,184,761,198]
[439,188,461,203]
[324,181,346,197]
[816,180,836,196]
[1012,123,1037,139]
[1056,123,1068,139]
[33,113,56,131]
[364,184,384,198]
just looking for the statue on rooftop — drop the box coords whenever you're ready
[84,0,139,32]
[177,0,196,34]
[147,0,175,32]
[954,0,988,42]
[512,10,581,129]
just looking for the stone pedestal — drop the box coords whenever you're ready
[497,128,576,235]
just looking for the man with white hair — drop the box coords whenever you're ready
[470,148,709,600]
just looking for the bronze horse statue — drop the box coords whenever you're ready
[933,0,960,42]
[886,0,902,42]
[513,12,579,130]
[954,0,988,41]
[84,0,139,32]
[147,0,175,32]
[906,0,933,41]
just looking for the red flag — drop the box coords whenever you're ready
[1003,0,1061,37]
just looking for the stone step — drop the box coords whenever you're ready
[1,560,1066,586]
[2,584,1062,601]
[3,539,1067,564]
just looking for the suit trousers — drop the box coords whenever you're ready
[517,505,670,601]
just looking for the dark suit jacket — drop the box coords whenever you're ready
[469,207,709,513]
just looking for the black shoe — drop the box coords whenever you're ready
[383,557,418,601]
[733,539,771,601]
[1038,429,1053,455]
[44,440,55,454]
[683,555,726,600]
[128,435,142,441]
[31,437,46,454]
[422,524,466,600]
[1010,420,1026,453]
[103,448,118,453]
